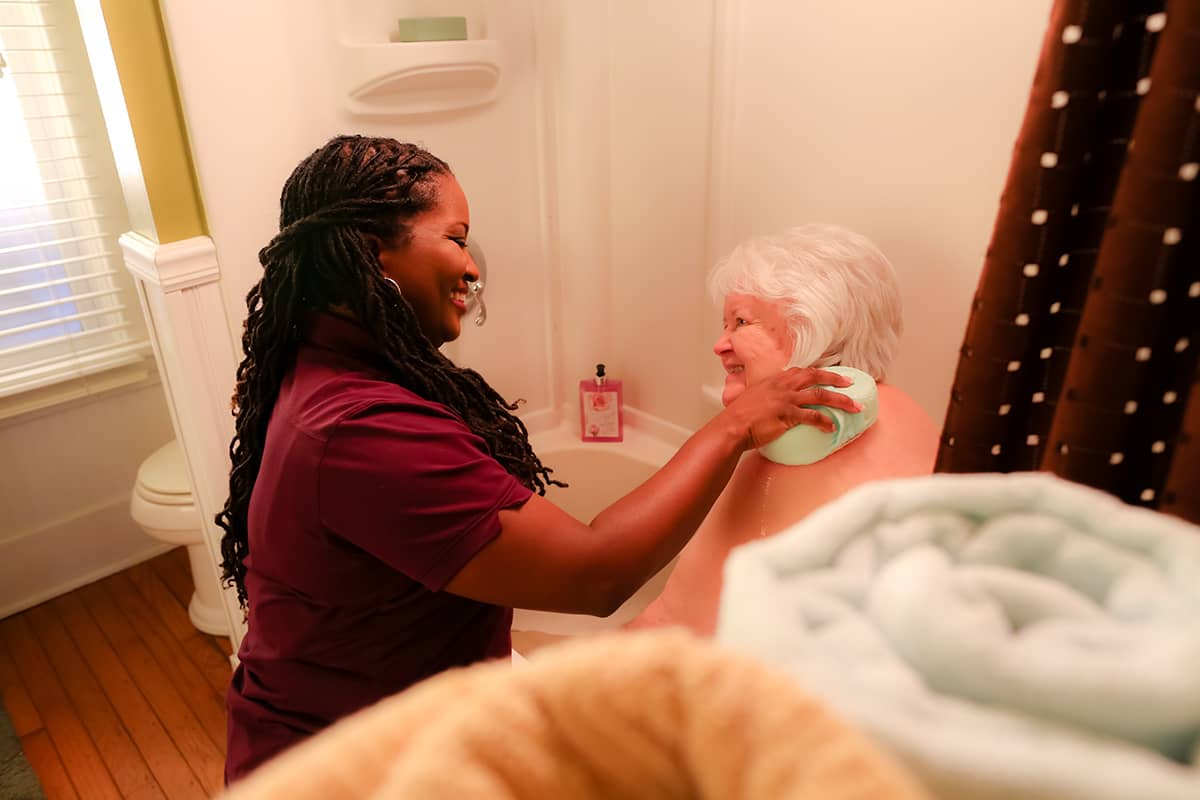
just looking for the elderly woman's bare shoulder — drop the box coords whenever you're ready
[867,383,940,469]
[876,383,938,430]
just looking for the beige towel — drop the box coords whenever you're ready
[221,630,927,799]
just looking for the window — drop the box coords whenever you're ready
[0,0,148,400]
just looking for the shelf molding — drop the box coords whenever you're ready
[336,38,501,116]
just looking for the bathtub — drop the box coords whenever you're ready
[510,421,683,636]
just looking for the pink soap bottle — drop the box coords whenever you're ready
[579,363,623,442]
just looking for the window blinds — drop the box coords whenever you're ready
[0,0,149,399]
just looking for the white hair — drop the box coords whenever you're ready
[707,224,902,380]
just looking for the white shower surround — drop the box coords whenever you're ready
[154,0,1055,651]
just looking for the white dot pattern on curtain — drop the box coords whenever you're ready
[938,0,1200,524]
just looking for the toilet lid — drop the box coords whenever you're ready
[137,440,193,498]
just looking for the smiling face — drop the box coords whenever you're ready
[377,172,477,347]
[713,293,796,406]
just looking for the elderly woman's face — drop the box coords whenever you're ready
[714,293,795,406]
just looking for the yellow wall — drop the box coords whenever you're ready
[94,0,207,243]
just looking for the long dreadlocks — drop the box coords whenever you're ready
[216,135,562,610]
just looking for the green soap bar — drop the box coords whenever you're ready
[757,366,879,466]
[390,16,468,42]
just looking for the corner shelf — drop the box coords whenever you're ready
[335,38,501,116]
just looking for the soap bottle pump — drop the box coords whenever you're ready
[579,363,624,442]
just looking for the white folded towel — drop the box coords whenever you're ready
[717,472,1200,800]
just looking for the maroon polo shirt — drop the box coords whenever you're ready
[225,312,532,784]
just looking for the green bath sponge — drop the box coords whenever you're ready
[757,366,879,466]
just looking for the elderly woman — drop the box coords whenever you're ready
[628,224,940,635]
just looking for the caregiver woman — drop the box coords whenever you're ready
[216,135,861,783]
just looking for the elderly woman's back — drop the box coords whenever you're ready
[629,383,939,635]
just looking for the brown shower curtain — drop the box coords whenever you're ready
[937,0,1200,524]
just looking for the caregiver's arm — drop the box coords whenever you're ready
[445,367,859,616]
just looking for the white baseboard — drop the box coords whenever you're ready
[0,495,172,619]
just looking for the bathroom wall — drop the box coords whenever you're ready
[159,0,1055,440]
[0,381,174,617]
[537,2,717,433]
[158,0,557,424]
[698,1,1056,423]
[579,0,1056,430]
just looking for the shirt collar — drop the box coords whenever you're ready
[303,311,386,368]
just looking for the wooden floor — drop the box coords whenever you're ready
[0,547,233,799]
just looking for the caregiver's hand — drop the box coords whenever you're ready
[723,367,860,449]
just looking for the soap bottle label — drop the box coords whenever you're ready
[582,388,620,438]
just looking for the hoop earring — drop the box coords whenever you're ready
[383,277,401,296]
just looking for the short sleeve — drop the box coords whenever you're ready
[317,401,532,590]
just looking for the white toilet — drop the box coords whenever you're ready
[130,439,229,636]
